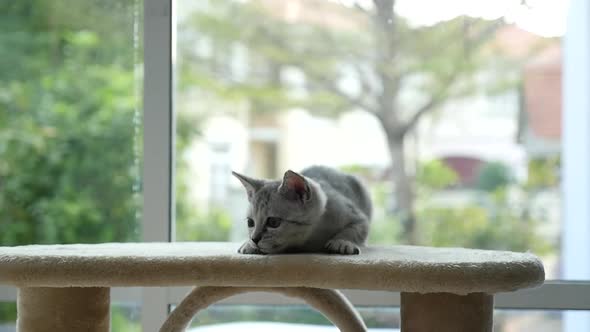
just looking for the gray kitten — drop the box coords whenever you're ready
[232,166,372,255]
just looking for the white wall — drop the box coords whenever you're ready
[416,90,526,177]
[277,109,390,171]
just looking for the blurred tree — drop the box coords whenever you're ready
[180,0,532,243]
[176,206,233,242]
[111,307,141,332]
[0,0,141,245]
[525,157,560,190]
[416,160,459,190]
[0,0,149,327]
[418,187,550,253]
[475,161,514,192]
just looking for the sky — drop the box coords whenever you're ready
[395,0,570,37]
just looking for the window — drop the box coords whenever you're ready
[0,0,143,245]
[173,0,569,278]
[185,305,577,331]
[2,0,589,331]
[172,0,589,330]
[0,0,143,329]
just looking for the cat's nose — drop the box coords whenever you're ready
[251,235,262,244]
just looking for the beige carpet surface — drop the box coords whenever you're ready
[0,242,544,294]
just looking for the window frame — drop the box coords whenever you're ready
[141,0,175,328]
[1,0,589,330]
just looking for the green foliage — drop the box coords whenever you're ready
[0,303,17,324]
[111,306,140,332]
[189,305,400,329]
[176,206,232,242]
[191,305,332,327]
[526,157,560,189]
[367,163,551,254]
[475,161,514,192]
[417,188,550,253]
[0,1,222,327]
[418,205,489,247]
[178,0,372,116]
[368,214,403,245]
[179,1,507,121]
[174,111,231,242]
[416,160,459,190]
[0,3,149,327]
[367,183,403,245]
[0,0,142,246]
[339,164,374,179]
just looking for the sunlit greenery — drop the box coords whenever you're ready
[416,160,459,190]
[476,161,515,192]
[111,306,141,332]
[364,162,550,252]
[0,303,16,325]
[0,0,143,328]
[526,157,560,190]
[189,305,400,329]
[0,0,142,246]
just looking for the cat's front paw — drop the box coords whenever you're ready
[238,241,265,255]
[325,239,360,255]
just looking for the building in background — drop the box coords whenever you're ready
[519,43,562,158]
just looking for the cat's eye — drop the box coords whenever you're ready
[266,217,282,228]
[246,218,254,228]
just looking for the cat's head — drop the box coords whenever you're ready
[232,169,326,254]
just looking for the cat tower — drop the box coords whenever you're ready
[0,242,544,332]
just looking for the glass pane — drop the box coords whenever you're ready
[0,0,143,245]
[185,305,399,331]
[112,303,141,332]
[174,0,580,280]
[184,305,580,331]
[495,310,562,331]
[0,302,16,331]
[0,302,140,331]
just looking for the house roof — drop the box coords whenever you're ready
[523,43,562,140]
[257,0,366,30]
[491,25,562,141]
[490,25,547,58]
[442,156,484,186]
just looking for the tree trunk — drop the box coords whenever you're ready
[373,0,417,244]
[386,132,418,244]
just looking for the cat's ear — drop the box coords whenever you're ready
[232,171,264,202]
[279,170,310,202]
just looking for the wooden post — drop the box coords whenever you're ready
[17,287,110,332]
[401,292,493,332]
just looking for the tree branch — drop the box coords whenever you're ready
[306,69,377,113]
[398,18,505,135]
[352,62,379,103]
[338,0,371,14]
[402,96,442,134]
[400,69,460,134]
[253,25,378,113]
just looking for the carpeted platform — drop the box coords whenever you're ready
[0,242,544,294]
[0,242,545,331]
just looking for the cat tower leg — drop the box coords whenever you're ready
[17,287,110,332]
[401,292,493,332]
